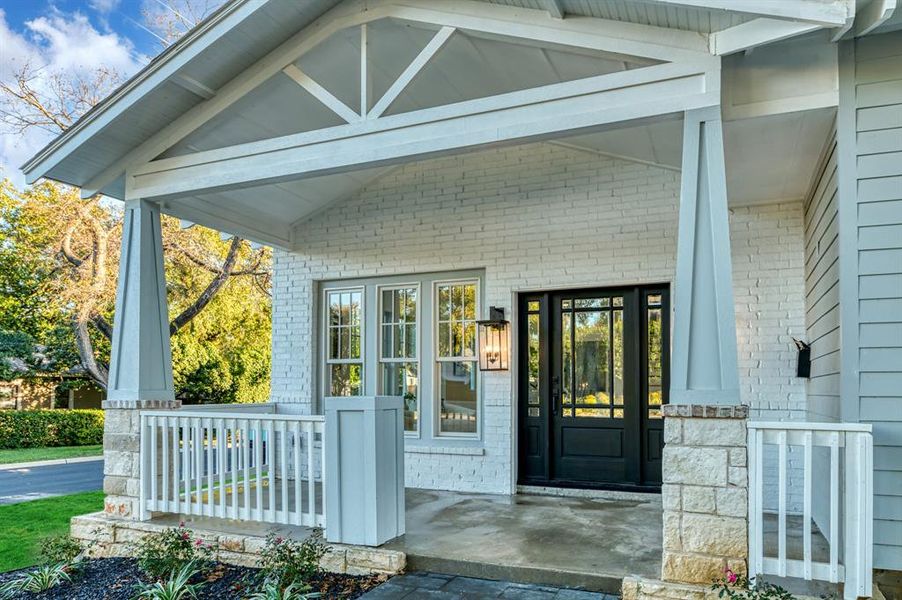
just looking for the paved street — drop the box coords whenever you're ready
[0,460,104,504]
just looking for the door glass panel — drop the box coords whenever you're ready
[647,298,663,419]
[561,312,572,408]
[527,312,540,407]
[612,309,624,419]
[573,310,610,418]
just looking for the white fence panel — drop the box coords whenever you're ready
[140,409,325,528]
[748,422,873,600]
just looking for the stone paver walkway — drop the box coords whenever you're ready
[360,572,619,599]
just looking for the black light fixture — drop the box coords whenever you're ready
[477,306,510,371]
[793,338,811,379]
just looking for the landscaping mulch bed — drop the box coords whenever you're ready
[0,557,388,599]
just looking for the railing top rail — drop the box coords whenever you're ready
[748,421,872,433]
[140,410,325,422]
[176,402,276,411]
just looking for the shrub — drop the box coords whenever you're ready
[712,570,795,600]
[0,409,104,449]
[0,563,74,599]
[254,530,330,590]
[135,523,216,581]
[246,581,322,600]
[133,561,203,600]
[40,533,83,565]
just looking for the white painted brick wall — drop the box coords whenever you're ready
[270,142,807,495]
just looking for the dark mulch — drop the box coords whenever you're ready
[0,557,387,599]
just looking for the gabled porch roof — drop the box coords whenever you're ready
[21,0,862,249]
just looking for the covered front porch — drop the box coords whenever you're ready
[22,0,878,597]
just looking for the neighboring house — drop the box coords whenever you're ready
[21,1,902,598]
[0,361,105,410]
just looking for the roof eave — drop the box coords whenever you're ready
[20,0,255,184]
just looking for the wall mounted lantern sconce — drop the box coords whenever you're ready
[477,306,510,371]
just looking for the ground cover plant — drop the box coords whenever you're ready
[713,569,796,600]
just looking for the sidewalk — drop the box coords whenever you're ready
[0,455,103,471]
[360,573,618,599]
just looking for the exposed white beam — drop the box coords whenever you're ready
[542,0,564,19]
[127,62,717,200]
[178,219,195,229]
[171,74,216,99]
[282,64,361,124]
[219,231,235,241]
[74,0,711,199]
[856,0,898,36]
[368,26,456,119]
[360,24,369,115]
[638,0,852,27]
[710,18,820,55]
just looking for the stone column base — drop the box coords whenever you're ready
[101,399,180,520]
[661,404,749,586]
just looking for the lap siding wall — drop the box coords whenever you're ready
[271,142,806,494]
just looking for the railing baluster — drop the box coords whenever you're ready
[172,417,180,515]
[267,420,276,522]
[777,429,787,578]
[230,418,239,520]
[254,420,263,522]
[280,421,288,524]
[306,421,315,526]
[829,431,839,583]
[293,421,302,526]
[182,418,191,514]
[242,419,250,520]
[161,416,168,511]
[194,417,203,516]
[319,421,326,527]
[218,418,226,518]
[803,429,812,580]
[753,427,763,577]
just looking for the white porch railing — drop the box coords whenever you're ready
[748,422,873,599]
[139,406,325,527]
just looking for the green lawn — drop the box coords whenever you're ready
[0,491,104,572]
[0,445,103,465]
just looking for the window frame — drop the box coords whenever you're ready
[322,286,365,397]
[433,278,481,438]
[377,282,422,436]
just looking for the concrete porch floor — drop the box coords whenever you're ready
[384,489,663,594]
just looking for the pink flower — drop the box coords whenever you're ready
[275,537,284,545]
[195,539,203,547]
[725,569,737,584]
[182,532,190,541]
[179,521,185,528]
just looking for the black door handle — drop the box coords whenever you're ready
[552,376,560,416]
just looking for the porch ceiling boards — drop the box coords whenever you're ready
[22,0,852,249]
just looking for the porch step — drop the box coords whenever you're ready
[401,553,624,595]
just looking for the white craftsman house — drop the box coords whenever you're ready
[22,1,902,598]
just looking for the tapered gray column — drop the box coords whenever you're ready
[107,198,174,403]
[671,107,740,406]
[102,198,177,520]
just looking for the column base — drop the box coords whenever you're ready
[661,404,749,586]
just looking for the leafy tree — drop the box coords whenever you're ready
[0,1,271,402]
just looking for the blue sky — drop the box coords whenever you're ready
[0,0,223,185]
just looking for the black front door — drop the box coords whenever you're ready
[518,286,669,491]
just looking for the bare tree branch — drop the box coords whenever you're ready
[169,236,242,335]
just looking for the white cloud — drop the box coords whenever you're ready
[88,0,122,14]
[0,8,145,186]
